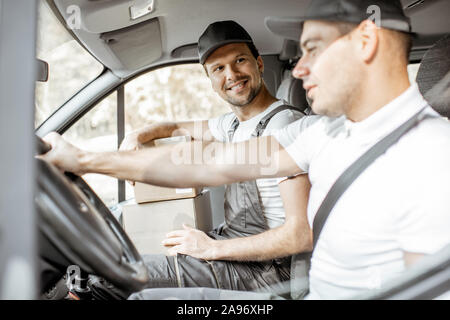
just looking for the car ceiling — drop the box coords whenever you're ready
[48,0,450,78]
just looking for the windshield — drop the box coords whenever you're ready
[35,0,103,128]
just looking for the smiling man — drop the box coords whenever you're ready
[40,0,450,299]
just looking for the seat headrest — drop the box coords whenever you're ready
[417,34,450,119]
[276,75,309,113]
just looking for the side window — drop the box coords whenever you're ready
[125,64,229,125]
[124,64,230,199]
[64,92,118,207]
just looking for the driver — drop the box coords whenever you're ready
[40,0,450,300]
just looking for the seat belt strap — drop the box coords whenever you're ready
[312,105,429,250]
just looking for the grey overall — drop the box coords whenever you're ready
[141,105,299,293]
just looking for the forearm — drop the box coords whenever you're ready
[79,144,215,187]
[136,122,182,143]
[211,224,311,261]
[136,120,209,143]
[79,141,264,187]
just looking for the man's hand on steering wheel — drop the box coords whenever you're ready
[38,132,87,176]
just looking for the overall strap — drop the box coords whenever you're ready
[227,104,301,141]
[227,117,240,142]
[252,105,302,138]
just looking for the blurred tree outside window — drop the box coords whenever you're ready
[35,0,103,128]
[125,64,230,128]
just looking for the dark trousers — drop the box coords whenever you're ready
[142,253,290,292]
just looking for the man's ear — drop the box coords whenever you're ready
[356,20,379,63]
[256,56,264,74]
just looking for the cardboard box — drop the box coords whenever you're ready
[134,135,202,203]
[122,190,212,255]
[134,184,202,204]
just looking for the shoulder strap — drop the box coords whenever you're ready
[227,117,240,142]
[312,105,429,250]
[252,105,303,137]
[227,104,301,141]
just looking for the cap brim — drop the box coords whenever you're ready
[264,16,304,41]
[265,16,326,42]
[199,39,252,64]
[265,16,416,42]
[265,14,360,41]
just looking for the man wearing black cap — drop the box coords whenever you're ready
[117,20,311,292]
[41,0,450,299]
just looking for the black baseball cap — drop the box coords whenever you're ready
[265,0,412,41]
[198,21,254,64]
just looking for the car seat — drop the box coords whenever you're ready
[276,71,311,115]
[416,34,450,119]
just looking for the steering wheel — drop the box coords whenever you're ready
[35,136,149,296]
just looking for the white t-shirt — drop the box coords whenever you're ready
[208,100,304,228]
[272,84,450,299]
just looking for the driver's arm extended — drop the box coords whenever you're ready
[40,132,302,188]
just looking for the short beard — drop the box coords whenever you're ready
[226,79,263,107]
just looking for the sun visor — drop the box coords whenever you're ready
[100,17,162,71]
